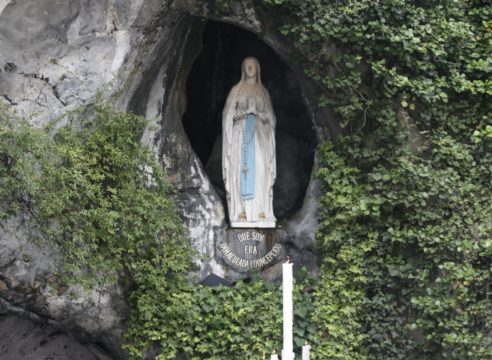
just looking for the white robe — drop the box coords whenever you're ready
[222,82,276,228]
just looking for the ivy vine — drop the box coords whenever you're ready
[260,0,492,358]
[2,0,491,358]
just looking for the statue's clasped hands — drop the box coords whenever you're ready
[246,97,257,115]
[233,98,269,124]
[233,98,257,123]
[247,98,269,124]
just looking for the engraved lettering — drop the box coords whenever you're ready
[251,231,264,241]
[244,245,258,255]
[219,231,282,271]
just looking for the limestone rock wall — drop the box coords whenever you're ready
[0,0,340,357]
[0,2,178,357]
[0,315,113,360]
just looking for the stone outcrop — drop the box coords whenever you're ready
[0,315,113,360]
[0,0,340,357]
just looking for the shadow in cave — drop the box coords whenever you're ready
[182,20,316,221]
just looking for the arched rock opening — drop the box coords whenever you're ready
[0,2,334,357]
[124,12,325,281]
[182,21,316,221]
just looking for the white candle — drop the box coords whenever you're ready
[282,261,295,360]
[270,352,279,360]
[302,343,311,360]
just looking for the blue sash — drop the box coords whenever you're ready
[240,113,256,200]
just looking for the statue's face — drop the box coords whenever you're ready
[243,59,257,79]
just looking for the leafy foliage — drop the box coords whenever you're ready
[125,278,316,359]
[315,140,491,359]
[0,104,191,289]
[3,0,492,358]
[261,0,492,359]
[0,104,316,359]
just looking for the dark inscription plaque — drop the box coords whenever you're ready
[218,229,281,272]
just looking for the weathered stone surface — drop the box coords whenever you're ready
[0,315,113,360]
[0,216,128,358]
[260,261,284,282]
[0,0,340,357]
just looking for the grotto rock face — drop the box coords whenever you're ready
[0,0,339,357]
[0,315,114,360]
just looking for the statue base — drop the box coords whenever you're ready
[230,220,276,228]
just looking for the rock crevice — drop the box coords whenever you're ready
[0,0,339,357]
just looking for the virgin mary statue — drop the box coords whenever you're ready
[222,57,276,228]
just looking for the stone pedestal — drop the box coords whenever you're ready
[230,220,276,228]
[217,229,281,272]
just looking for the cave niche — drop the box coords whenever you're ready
[182,20,316,221]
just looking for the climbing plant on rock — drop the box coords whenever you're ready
[260,0,492,359]
[0,104,316,359]
[0,103,191,294]
[2,0,491,358]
